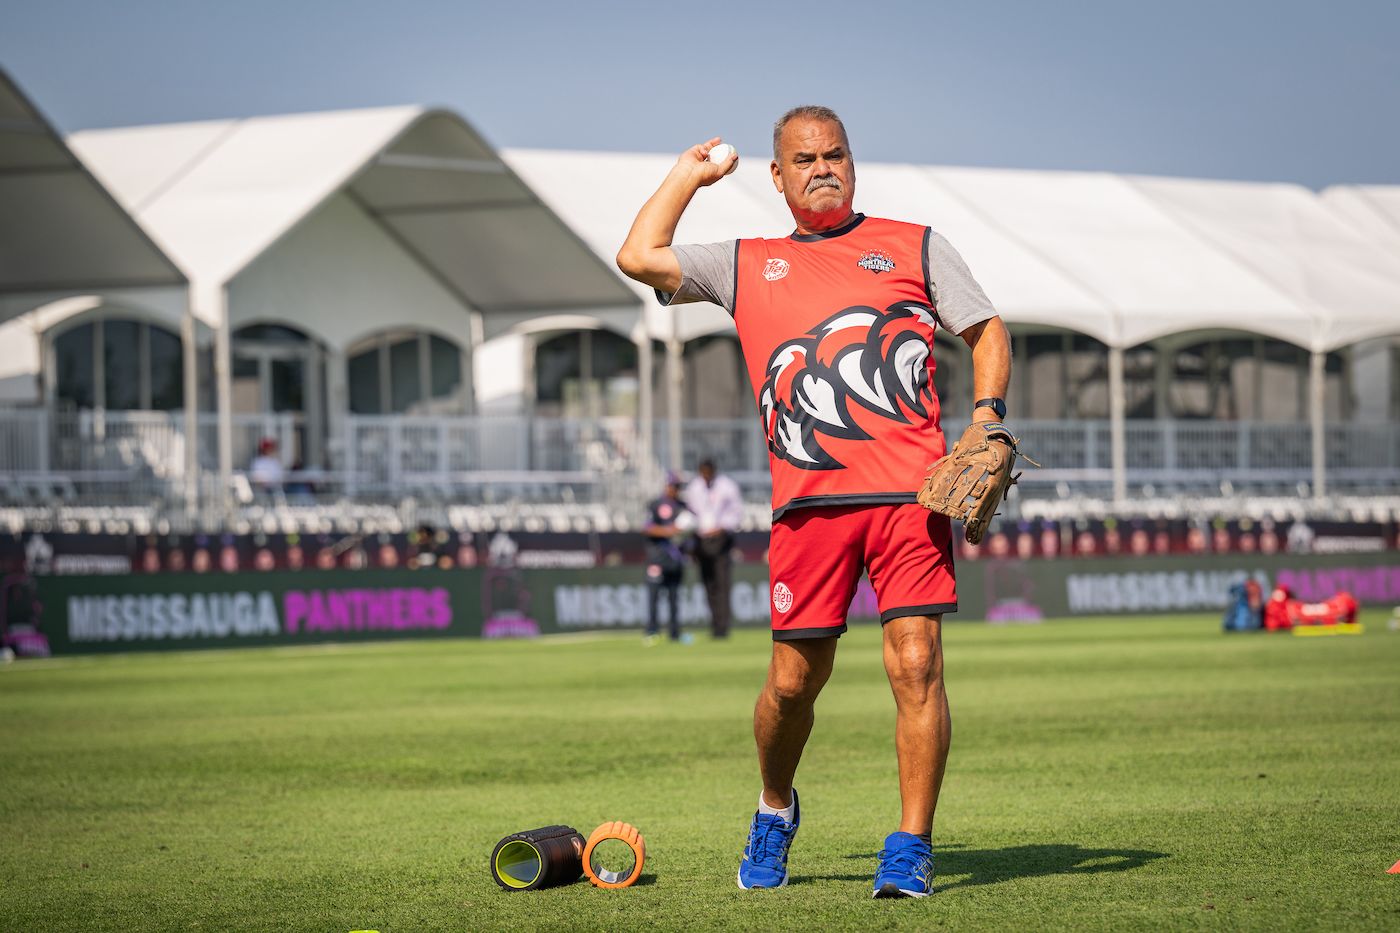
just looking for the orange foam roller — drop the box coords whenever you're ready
[582,821,646,888]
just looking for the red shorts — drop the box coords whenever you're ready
[768,503,957,640]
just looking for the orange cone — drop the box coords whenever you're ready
[1388,859,1400,875]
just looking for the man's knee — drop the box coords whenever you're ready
[885,627,942,691]
[767,663,825,711]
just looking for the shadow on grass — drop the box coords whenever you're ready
[800,843,1168,889]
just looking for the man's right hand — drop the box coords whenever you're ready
[680,137,739,187]
[616,137,737,292]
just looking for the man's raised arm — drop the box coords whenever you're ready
[615,137,737,293]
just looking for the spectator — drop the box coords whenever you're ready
[249,438,285,498]
[643,471,691,644]
[684,458,742,638]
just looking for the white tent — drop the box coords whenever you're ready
[1132,176,1400,353]
[1319,185,1400,254]
[69,108,641,496]
[503,148,1400,495]
[0,69,186,322]
[9,86,1397,499]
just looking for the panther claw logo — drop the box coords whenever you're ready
[760,301,938,470]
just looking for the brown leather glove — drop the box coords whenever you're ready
[917,422,1024,545]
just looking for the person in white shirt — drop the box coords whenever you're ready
[684,458,743,638]
[249,437,285,496]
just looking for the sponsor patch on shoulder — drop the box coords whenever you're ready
[763,258,790,281]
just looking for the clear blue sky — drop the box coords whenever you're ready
[4,0,1397,188]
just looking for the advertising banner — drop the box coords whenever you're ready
[36,570,481,655]
[18,549,1399,655]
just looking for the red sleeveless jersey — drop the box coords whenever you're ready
[734,215,947,518]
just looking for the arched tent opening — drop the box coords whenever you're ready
[30,303,207,499]
[654,333,761,480]
[346,328,468,416]
[670,334,751,421]
[47,309,191,413]
[228,322,329,471]
[532,327,642,420]
[1146,331,1351,423]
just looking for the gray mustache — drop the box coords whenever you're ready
[806,175,842,194]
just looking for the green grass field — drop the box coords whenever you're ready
[4,612,1399,932]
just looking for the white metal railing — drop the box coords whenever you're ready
[1,409,1396,508]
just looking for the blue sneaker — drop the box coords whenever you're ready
[873,831,934,898]
[737,789,800,889]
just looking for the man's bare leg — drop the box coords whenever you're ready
[754,636,839,808]
[882,615,951,834]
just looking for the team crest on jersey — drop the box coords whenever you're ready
[762,258,790,281]
[759,301,939,470]
[772,582,794,614]
[857,249,896,274]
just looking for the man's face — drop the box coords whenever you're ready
[771,117,855,229]
[699,464,716,484]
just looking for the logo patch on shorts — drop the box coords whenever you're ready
[857,249,895,274]
[772,582,794,614]
[762,258,790,282]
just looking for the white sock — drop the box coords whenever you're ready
[758,791,795,822]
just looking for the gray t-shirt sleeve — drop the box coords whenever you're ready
[926,230,997,334]
[654,241,738,314]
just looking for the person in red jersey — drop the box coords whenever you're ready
[617,106,1012,898]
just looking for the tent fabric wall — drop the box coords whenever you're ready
[0,69,185,320]
[1132,177,1400,352]
[505,149,1400,353]
[69,108,641,330]
[1320,185,1400,254]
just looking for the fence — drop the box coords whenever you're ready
[1,408,1396,509]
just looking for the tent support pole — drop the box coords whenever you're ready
[215,286,234,517]
[1109,346,1127,504]
[666,338,683,472]
[1310,349,1326,499]
[638,334,654,490]
[181,288,199,518]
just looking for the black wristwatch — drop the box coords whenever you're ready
[973,397,1007,419]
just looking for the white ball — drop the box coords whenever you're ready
[708,143,735,164]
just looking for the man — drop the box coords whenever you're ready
[248,437,284,500]
[616,105,1011,898]
[643,471,692,643]
[684,459,743,638]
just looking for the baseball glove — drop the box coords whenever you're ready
[917,421,1029,545]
